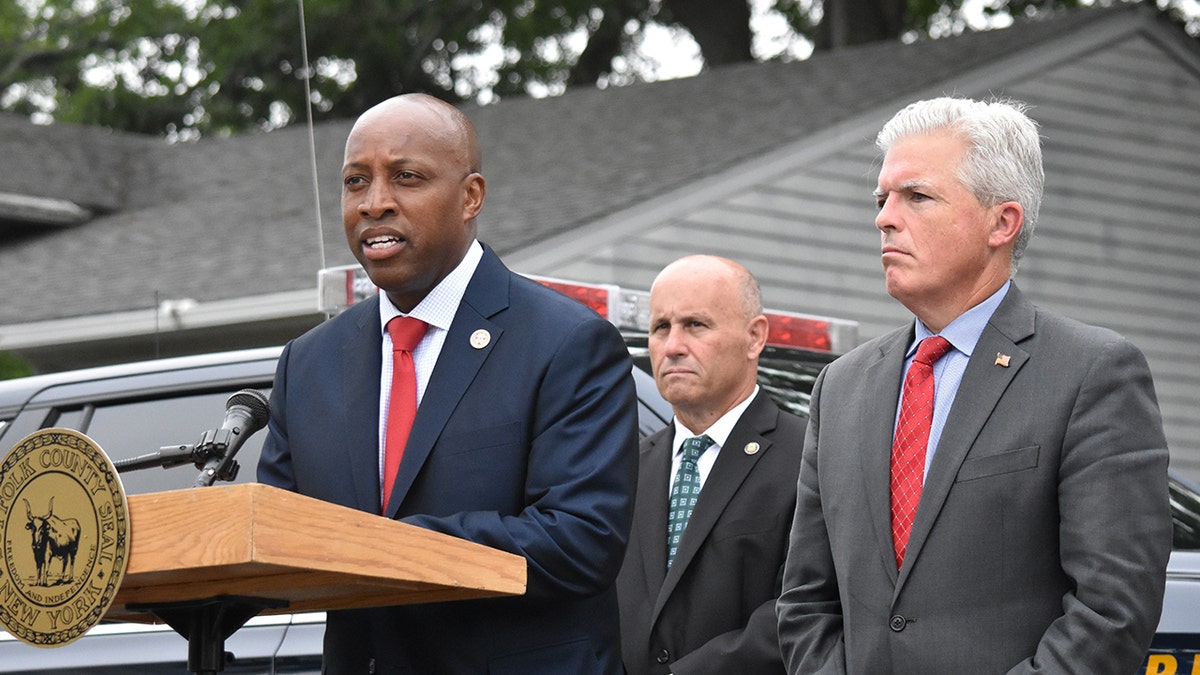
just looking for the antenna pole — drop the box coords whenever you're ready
[297,0,327,271]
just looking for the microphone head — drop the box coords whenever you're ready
[226,389,270,432]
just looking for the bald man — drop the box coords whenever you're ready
[259,94,638,674]
[616,255,804,675]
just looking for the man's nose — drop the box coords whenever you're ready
[875,195,898,232]
[359,181,397,218]
[662,325,688,355]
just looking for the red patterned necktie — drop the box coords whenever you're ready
[890,335,952,568]
[383,316,428,511]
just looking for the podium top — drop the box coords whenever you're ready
[107,483,526,622]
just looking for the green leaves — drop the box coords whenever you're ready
[1,0,1177,138]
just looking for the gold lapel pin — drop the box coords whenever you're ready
[744,442,760,455]
[470,329,491,350]
[995,352,1011,367]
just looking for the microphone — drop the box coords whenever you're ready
[192,389,271,488]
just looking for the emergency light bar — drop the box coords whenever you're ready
[317,264,857,354]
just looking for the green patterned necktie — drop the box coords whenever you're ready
[667,435,714,569]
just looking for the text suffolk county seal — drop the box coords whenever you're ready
[0,428,130,647]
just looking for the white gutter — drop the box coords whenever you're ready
[0,191,91,227]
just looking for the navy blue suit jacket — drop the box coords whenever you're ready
[258,245,639,674]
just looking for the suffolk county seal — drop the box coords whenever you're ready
[0,428,129,647]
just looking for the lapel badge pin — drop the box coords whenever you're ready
[744,442,760,455]
[995,352,1011,368]
[470,329,491,350]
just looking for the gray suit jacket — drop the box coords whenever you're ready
[776,284,1171,674]
[618,390,804,675]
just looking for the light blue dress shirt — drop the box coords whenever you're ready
[898,281,1011,479]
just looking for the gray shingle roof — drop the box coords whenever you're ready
[0,3,1161,326]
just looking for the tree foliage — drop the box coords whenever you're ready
[0,350,33,380]
[0,0,1191,139]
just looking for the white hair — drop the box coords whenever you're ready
[876,97,1045,274]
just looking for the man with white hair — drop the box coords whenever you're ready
[776,97,1170,674]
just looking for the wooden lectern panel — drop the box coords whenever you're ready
[106,483,526,622]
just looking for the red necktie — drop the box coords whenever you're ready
[890,335,952,568]
[383,316,428,511]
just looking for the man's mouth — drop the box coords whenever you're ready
[366,235,403,250]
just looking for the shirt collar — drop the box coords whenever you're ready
[672,385,761,456]
[378,240,483,332]
[910,280,1011,358]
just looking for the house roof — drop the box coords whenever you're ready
[0,2,1188,335]
[3,3,1199,479]
[471,3,1169,254]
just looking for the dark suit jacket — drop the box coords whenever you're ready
[258,245,639,674]
[618,390,805,675]
[776,284,1172,674]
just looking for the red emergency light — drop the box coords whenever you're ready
[535,279,612,320]
[318,265,856,354]
[765,312,833,352]
[532,278,851,354]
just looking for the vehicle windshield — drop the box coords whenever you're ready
[1171,474,1200,550]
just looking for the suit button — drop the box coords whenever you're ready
[367,658,377,674]
[890,615,908,632]
[656,649,671,664]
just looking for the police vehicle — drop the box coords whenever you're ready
[0,274,1196,674]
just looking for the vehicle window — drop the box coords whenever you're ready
[1171,474,1200,550]
[757,360,820,418]
[630,363,672,437]
[0,408,49,448]
[63,391,271,495]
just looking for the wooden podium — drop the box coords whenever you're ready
[105,483,526,674]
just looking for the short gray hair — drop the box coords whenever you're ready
[876,97,1045,274]
[736,265,764,321]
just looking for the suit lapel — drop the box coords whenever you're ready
[637,428,672,604]
[384,247,509,517]
[341,296,388,513]
[859,328,911,584]
[654,392,777,621]
[899,286,1035,589]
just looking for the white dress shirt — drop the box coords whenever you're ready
[669,385,760,491]
[375,240,483,496]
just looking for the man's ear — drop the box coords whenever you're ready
[748,314,769,359]
[989,201,1023,249]
[463,173,486,221]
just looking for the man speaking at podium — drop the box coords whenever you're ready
[258,93,638,674]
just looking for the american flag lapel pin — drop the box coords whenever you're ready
[995,352,1011,367]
